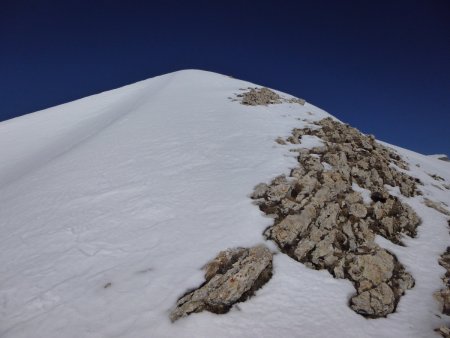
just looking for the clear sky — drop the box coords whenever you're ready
[1,0,449,155]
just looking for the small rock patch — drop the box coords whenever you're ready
[424,198,450,216]
[235,87,305,106]
[436,326,450,338]
[170,245,273,321]
[429,173,445,182]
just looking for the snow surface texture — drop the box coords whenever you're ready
[0,70,449,338]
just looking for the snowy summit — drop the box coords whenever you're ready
[1,70,449,338]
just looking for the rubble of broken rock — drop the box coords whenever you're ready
[252,117,421,318]
[170,245,273,321]
[235,87,305,106]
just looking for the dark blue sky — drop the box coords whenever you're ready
[1,0,449,155]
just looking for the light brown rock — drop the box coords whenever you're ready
[170,245,273,321]
[251,117,420,319]
[348,250,394,288]
[350,283,395,317]
[269,205,316,247]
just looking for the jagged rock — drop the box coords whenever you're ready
[294,238,316,260]
[204,248,247,281]
[267,176,292,203]
[347,250,394,290]
[170,245,273,321]
[251,117,420,318]
[439,248,450,273]
[333,258,346,279]
[316,203,340,230]
[345,192,363,205]
[267,205,316,247]
[286,97,306,105]
[310,229,340,267]
[349,203,367,218]
[240,87,282,106]
[236,87,306,106]
[251,183,269,199]
[434,288,450,315]
[350,283,395,317]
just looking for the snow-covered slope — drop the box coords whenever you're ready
[0,70,449,338]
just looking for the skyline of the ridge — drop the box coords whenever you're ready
[1,0,449,155]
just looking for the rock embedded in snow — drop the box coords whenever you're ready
[252,117,421,317]
[350,283,395,317]
[170,245,273,322]
[428,154,450,163]
[236,87,305,106]
[436,326,450,338]
[424,198,450,216]
[348,250,394,288]
[240,87,282,106]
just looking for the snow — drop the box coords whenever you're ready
[351,182,373,205]
[0,69,449,338]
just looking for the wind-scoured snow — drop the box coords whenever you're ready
[0,70,449,338]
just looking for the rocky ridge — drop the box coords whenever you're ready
[170,87,423,322]
[252,117,421,317]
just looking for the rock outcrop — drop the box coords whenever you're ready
[170,245,273,321]
[252,118,420,317]
[235,87,305,106]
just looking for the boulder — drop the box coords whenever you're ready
[348,250,394,289]
[268,205,316,247]
[170,245,273,321]
[350,283,395,317]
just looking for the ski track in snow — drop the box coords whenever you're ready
[0,70,449,338]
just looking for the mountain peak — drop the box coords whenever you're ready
[1,72,449,338]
